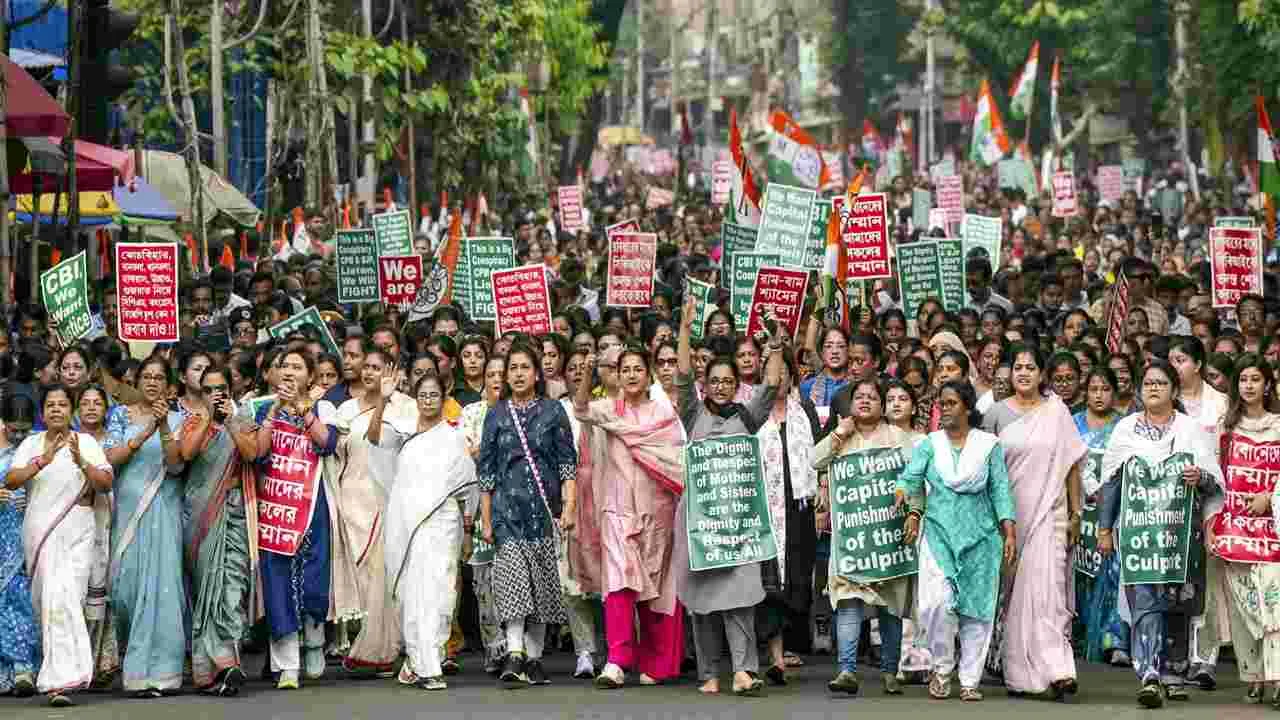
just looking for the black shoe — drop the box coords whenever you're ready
[1138,682,1164,709]
[441,657,461,676]
[1165,684,1189,702]
[216,667,246,697]
[524,660,550,686]
[765,665,787,686]
[500,654,527,685]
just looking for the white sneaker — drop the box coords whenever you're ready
[276,669,300,690]
[574,653,595,679]
[594,662,625,689]
[304,647,326,680]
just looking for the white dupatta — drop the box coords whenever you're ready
[929,429,999,494]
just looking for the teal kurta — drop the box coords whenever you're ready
[897,437,1015,621]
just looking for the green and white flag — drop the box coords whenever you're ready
[1008,42,1039,121]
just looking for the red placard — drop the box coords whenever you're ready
[936,175,963,226]
[606,231,658,308]
[1210,435,1280,563]
[1104,272,1130,354]
[258,419,322,557]
[843,192,891,280]
[492,264,552,336]
[1097,165,1124,203]
[746,266,809,341]
[115,242,179,342]
[1052,171,1077,217]
[378,254,423,309]
[557,185,585,233]
[1209,226,1263,308]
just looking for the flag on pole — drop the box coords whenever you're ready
[441,210,462,304]
[970,79,1011,167]
[1258,96,1280,244]
[861,119,885,164]
[766,109,831,189]
[728,108,763,227]
[1008,41,1039,121]
[819,166,869,331]
[1049,54,1063,143]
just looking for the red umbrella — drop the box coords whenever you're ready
[1,54,69,138]
[10,138,136,193]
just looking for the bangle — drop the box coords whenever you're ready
[30,457,45,471]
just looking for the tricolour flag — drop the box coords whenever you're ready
[728,108,762,227]
[1258,96,1280,243]
[1049,54,1063,143]
[860,119,885,166]
[1008,41,1039,121]
[970,79,1011,167]
[820,166,868,330]
[767,110,831,189]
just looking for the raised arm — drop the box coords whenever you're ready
[365,377,397,446]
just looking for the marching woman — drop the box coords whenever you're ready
[983,343,1086,699]
[6,385,114,706]
[459,354,508,675]
[181,366,256,696]
[73,385,120,690]
[0,395,37,697]
[814,378,919,696]
[559,347,604,681]
[367,372,477,691]
[250,350,338,690]
[1210,355,1280,705]
[329,346,416,671]
[103,356,187,697]
[1098,360,1222,708]
[755,345,819,686]
[477,340,578,687]
[898,380,1016,702]
[575,342,685,689]
[1073,368,1129,665]
[671,295,784,696]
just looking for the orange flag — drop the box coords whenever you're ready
[184,233,198,273]
[441,210,462,304]
[240,231,249,260]
[50,248,62,265]
[383,187,394,211]
[220,243,235,270]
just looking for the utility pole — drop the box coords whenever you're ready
[211,0,225,176]
[923,0,935,172]
[705,0,717,148]
[0,9,9,304]
[360,0,375,208]
[401,0,415,224]
[1173,0,1197,199]
[304,0,322,207]
[635,0,644,131]
[669,1,678,136]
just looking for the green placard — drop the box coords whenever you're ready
[372,210,414,256]
[267,305,340,356]
[961,213,1002,266]
[1215,216,1257,229]
[335,229,380,303]
[453,244,472,313]
[40,250,92,345]
[937,237,966,313]
[756,183,817,269]
[685,434,777,571]
[720,222,758,289]
[687,277,716,343]
[464,237,517,321]
[730,252,779,324]
[897,241,942,322]
[1119,452,1195,586]
[1121,159,1146,191]
[830,447,918,581]
[1074,450,1105,577]
[911,189,931,233]
[802,198,832,271]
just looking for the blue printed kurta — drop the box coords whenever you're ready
[0,446,37,693]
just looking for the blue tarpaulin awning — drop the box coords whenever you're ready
[113,177,179,222]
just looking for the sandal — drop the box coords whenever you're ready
[960,686,983,702]
[783,651,804,668]
[765,665,787,686]
[928,672,952,700]
[698,678,720,695]
[1246,683,1263,704]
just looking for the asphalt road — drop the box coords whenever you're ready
[2,652,1266,719]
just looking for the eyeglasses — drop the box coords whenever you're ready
[706,378,736,388]
[656,358,678,367]
[417,391,442,400]
[1142,379,1171,389]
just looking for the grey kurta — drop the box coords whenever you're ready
[671,372,778,614]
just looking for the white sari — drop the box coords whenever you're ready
[369,421,476,678]
[17,432,111,693]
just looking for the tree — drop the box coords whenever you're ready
[827,0,918,142]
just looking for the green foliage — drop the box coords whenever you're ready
[826,0,919,130]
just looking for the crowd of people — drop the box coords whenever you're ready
[0,156,1279,711]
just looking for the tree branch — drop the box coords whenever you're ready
[10,0,57,30]
[279,0,304,35]
[162,15,184,129]
[224,0,270,51]
[376,0,396,40]
[1055,101,1098,152]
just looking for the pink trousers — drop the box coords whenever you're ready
[604,590,685,680]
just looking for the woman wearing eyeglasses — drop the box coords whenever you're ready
[671,293,785,696]
[101,356,186,698]
[74,385,119,690]
[179,365,256,696]
[1098,360,1222,708]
